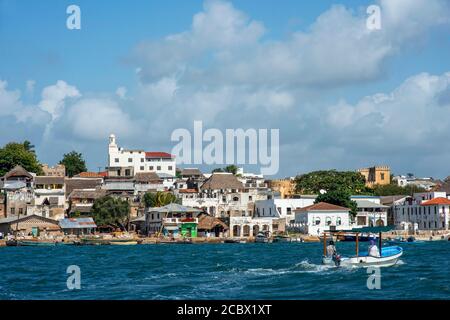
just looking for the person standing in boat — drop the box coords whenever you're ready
[368,240,380,257]
[327,240,341,266]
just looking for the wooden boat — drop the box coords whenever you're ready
[5,239,18,246]
[386,236,424,245]
[255,232,269,243]
[224,238,241,243]
[80,238,110,245]
[17,240,57,246]
[109,240,138,245]
[272,235,291,243]
[322,226,403,268]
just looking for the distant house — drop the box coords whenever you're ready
[134,172,164,193]
[197,214,228,237]
[1,165,34,218]
[350,196,389,227]
[357,166,391,188]
[41,164,66,177]
[59,217,97,236]
[0,214,61,236]
[294,202,351,236]
[68,189,107,216]
[30,176,66,219]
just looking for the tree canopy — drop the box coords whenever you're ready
[143,191,180,208]
[0,141,43,176]
[212,165,239,175]
[59,151,87,177]
[314,189,358,218]
[295,170,368,195]
[91,196,130,230]
[372,183,427,196]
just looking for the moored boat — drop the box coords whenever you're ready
[272,235,291,243]
[255,232,269,243]
[109,240,138,245]
[18,240,57,246]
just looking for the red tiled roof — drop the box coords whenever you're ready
[145,152,174,158]
[294,202,350,212]
[421,197,450,206]
[76,171,108,178]
[179,189,198,193]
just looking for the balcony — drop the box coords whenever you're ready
[163,218,199,224]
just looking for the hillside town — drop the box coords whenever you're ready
[0,134,449,245]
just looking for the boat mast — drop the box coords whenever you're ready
[323,232,327,256]
[355,232,359,257]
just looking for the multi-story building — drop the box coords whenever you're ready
[393,174,438,191]
[267,178,296,198]
[358,165,391,187]
[41,164,66,177]
[392,191,450,231]
[108,134,176,176]
[254,196,316,225]
[350,195,389,227]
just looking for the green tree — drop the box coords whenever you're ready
[295,170,369,195]
[0,141,43,176]
[212,165,238,175]
[315,189,358,218]
[23,140,35,154]
[212,168,224,173]
[372,183,426,196]
[91,196,130,230]
[59,151,87,177]
[143,191,179,208]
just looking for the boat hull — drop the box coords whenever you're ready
[109,241,138,245]
[18,240,57,246]
[322,246,403,268]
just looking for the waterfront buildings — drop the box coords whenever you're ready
[254,196,316,225]
[59,217,97,236]
[357,166,391,187]
[294,202,352,236]
[351,195,389,227]
[0,214,61,236]
[392,191,450,231]
[108,134,176,176]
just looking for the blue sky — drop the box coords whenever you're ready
[1,0,450,178]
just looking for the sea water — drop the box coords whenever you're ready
[0,241,449,299]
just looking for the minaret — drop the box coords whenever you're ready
[108,134,118,166]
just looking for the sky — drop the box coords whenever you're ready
[1,0,450,178]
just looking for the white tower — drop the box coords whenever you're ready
[108,134,119,167]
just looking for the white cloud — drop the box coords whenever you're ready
[66,98,142,141]
[38,80,80,121]
[26,80,36,94]
[116,86,127,99]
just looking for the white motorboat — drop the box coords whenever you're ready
[255,232,269,243]
[321,226,403,268]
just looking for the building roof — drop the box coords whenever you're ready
[59,218,97,229]
[34,176,65,185]
[134,172,161,183]
[0,214,59,225]
[380,195,408,206]
[180,168,203,176]
[435,179,450,194]
[421,197,450,206]
[355,199,389,209]
[148,203,202,214]
[179,189,198,193]
[69,205,93,213]
[157,173,176,179]
[65,178,103,196]
[3,165,33,180]
[294,202,350,212]
[200,173,244,191]
[75,171,108,178]
[145,152,174,158]
[68,188,106,200]
[198,215,228,230]
[2,181,27,190]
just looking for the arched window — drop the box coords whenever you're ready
[336,217,342,226]
[326,217,332,226]
[315,217,321,225]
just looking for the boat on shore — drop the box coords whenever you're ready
[18,240,57,246]
[272,235,291,243]
[255,232,269,243]
[109,240,139,245]
[322,226,403,268]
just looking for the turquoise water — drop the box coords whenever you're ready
[1,241,449,300]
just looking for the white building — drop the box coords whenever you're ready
[393,174,438,191]
[108,134,176,176]
[294,202,351,236]
[350,195,388,227]
[254,196,316,224]
[229,216,277,237]
[393,191,450,231]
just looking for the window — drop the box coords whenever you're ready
[249,196,253,201]
[149,166,154,170]
[315,217,321,225]
[326,217,332,226]
[157,166,161,171]
[141,158,144,162]
[128,158,132,163]
[115,158,119,163]
[152,214,154,220]
[140,166,144,170]
[337,217,342,226]
[287,208,292,215]
[125,169,131,176]
[168,166,173,170]
[18,208,23,215]
[381,173,385,180]
[10,208,15,215]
